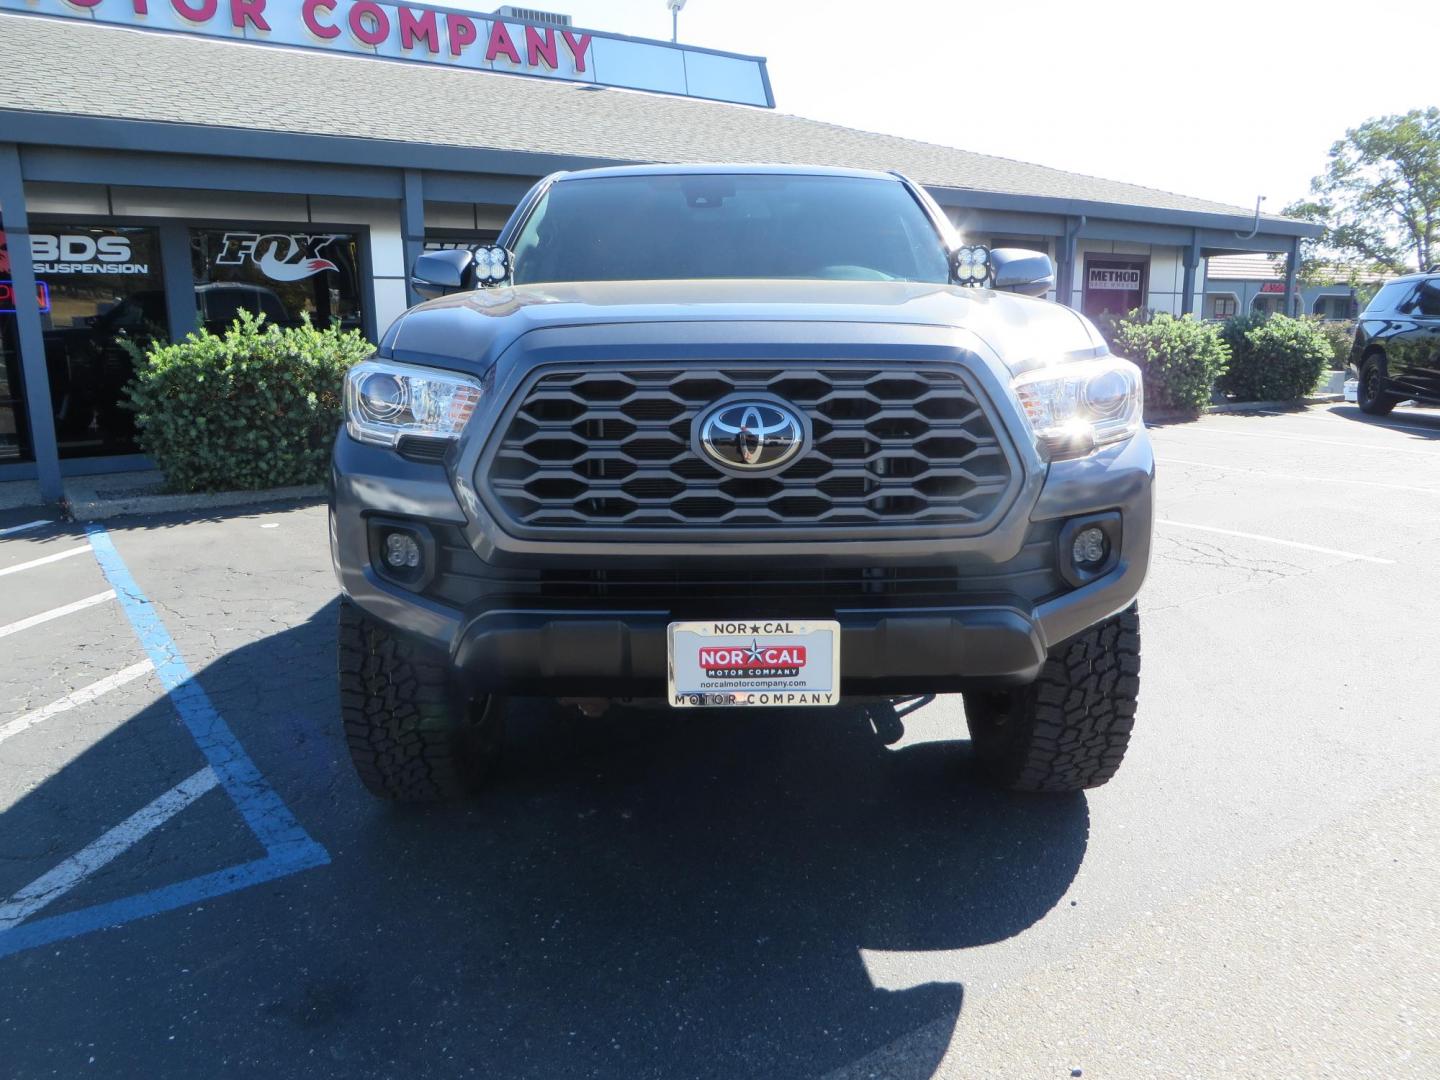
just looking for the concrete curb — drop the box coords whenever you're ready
[1148,393,1344,424]
[68,483,327,522]
[1207,393,1345,415]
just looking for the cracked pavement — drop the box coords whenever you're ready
[0,402,1437,1079]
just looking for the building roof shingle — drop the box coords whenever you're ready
[1,12,1295,225]
[1206,252,1387,285]
[1206,254,1287,281]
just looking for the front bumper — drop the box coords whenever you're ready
[453,605,1048,696]
[330,426,1154,698]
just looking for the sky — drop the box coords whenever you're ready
[468,0,1436,213]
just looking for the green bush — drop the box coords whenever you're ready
[127,312,371,493]
[1217,313,1332,402]
[1108,310,1229,417]
[1311,318,1357,370]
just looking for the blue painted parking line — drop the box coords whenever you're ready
[0,851,324,959]
[84,526,322,858]
[0,525,329,959]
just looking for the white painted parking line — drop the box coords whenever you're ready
[0,519,54,538]
[1156,457,1440,495]
[0,767,218,931]
[1165,426,1437,456]
[0,545,92,578]
[0,591,117,639]
[0,660,156,745]
[1157,519,1395,565]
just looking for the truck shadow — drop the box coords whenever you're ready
[1325,403,1440,439]
[415,697,1092,1079]
[2,602,1089,1080]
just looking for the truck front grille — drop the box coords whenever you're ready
[427,520,1066,609]
[483,364,1017,535]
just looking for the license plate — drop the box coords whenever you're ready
[667,620,841,708]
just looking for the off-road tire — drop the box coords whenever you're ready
[1358,355,1398,416]
[964,605,1140,792]
[337,599,502,801]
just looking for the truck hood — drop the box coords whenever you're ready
[381,279,1105,374]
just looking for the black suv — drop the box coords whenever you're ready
[1352,270,1440,414]
[330,165,1152,802]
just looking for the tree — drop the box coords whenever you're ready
[1285,109,1440,282]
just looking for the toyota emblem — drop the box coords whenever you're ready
[696,399,807,472]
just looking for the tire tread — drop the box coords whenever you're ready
[968,605,1141,792]
[337,599,487,801]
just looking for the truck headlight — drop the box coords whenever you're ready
[1012,357,1143,459]
[344,359,483,447]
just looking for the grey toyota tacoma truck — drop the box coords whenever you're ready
[330,164,1151,801]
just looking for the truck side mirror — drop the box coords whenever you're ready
[411,249,476,299]
[990,248,1056,297]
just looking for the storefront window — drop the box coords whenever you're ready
[1208,295,1238,319]
[190,228,364,334]
[990,237,1051,256]
[1311,294,1354,321]
[0,306,33,464]
[1251,291,1300,317]
[424,231,501,253]
[7,224,169,459]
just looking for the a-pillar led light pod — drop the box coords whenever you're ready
[952,244,991,286]
[474,245,512,286]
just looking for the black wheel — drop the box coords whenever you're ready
[964,605,1140,792]
[1358,355,1398,416]
[337,598,502,801]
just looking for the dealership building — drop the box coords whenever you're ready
[0,1,1320,500]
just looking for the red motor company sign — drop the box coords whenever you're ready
[0,0,773,106]
[295,0,593,67]
[30,0,592,67]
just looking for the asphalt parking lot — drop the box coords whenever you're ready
[1,402,1437,1080]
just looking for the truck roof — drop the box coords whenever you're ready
[551,163,904,183]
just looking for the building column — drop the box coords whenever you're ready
[158,222,198,342]
[1284,236,1300,317]
[1057,216,1084,311]
[1181,229,1200,316]
[401,169,425,310]
[0,143,62,504]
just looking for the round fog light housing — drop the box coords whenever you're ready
[1071,526,1108,567]
[384,531,421,570]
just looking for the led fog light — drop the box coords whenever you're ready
[1071,526,1108,568]
[368,519,435,592]
[1057,513,1121,588]
[384,531,421,570]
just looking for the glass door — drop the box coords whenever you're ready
[1082,257,1148,320]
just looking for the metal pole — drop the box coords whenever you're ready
[1284,235,1300,318]
[0,143,63,504]
[671,8,678,42]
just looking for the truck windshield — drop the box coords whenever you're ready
[510,173,952,286]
